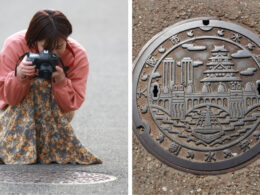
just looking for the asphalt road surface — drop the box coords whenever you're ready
[0,0,128,194]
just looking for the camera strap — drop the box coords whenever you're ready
[59,58,69,77]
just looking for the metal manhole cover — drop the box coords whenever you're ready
[0,170,116,184]
[133,17,260,174]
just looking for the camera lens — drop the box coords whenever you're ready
[39,71,52,80]
[38,63,54,80]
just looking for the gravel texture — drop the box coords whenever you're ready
[133,0,260,194]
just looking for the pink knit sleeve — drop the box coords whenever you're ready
[51,49,89,113]
[0,37,31,108]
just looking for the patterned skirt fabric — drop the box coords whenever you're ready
[0,78,102,165]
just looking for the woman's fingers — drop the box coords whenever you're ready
[21,65,36,73]
[22,65,36,70]
[24,72,36,76]
[22,68,36,73]
[19,65,36,77]
[23,61,33,66]
[55,66,63,72]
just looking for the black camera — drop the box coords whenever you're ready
[26,50,59,80]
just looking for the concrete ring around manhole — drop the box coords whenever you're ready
[0,170,117,185]
[133,17,260,175]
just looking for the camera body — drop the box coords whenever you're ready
[26,50,59,80]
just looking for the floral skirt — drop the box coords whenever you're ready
[0,78,102,165]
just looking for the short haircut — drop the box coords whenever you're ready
[25,10,72,51]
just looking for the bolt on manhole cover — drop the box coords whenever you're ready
[0,170,116,184]
[133,17,260,174]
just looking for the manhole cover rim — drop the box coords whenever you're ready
[133,17,260,174]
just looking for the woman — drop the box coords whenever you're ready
[0,10,102,165]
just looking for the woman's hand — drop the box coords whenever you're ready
[16,56,37,80]
[52,66,65,83]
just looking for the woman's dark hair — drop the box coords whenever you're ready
[25,10,72,51]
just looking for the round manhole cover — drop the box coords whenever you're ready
[0,170,116,184]
[133,17,260,174]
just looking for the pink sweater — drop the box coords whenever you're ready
[0,31,89,113]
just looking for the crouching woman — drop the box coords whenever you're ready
[0,10,102,165]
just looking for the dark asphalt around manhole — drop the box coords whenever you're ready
[0,170,117,185]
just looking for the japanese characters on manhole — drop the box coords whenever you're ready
[133,18,260,174]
